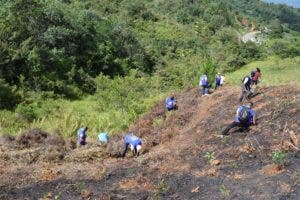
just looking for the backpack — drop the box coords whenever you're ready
[242,75,251,84]
[238,106,250,123]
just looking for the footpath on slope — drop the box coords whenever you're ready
[0,85,299,200]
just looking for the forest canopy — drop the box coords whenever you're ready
[0,0,299,103]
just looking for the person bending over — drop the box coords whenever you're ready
[121,133,142,158]
[222,102,256,135]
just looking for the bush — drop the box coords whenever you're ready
[200,59,217,84]
[0,79,21,110]
[272,150,286,167]
[269,40,300,58]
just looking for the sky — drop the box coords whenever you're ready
[263,0,300,8]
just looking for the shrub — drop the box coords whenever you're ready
[272,150,286,167]
[200,59,217,84]
[0,79,21,110]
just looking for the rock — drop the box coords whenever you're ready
[211,160,220,165]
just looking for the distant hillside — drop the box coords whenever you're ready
[263,0,300,8]
[0,0,300,137]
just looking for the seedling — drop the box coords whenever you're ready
[152,179,169,198]
[219,184,230,196]
[204,152,215,164]
[136,155,145,165]
[75,182,86,193]
[152,117,163,127]
[221,135,230,144]
[230,162,239,169]
[272,150,286,167]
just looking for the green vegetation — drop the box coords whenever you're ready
[204,151,216,164]
[0,0,300,137]
[272,150,286,167]
[219,184,230,196]
[227,56,300,86]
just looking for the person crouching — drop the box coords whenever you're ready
[121,133,142,158]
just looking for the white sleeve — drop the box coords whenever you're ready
[243,77,249,84]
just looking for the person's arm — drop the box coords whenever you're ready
[242,77,248,90]
[252,112,256,125]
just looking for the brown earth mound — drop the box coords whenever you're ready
[0,85,299,200]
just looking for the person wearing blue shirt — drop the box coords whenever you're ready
[121,133,142,158]
[199,74,209,95]
[78,126,88,145]
[222,102,256,135]
[215,73,221,90]
[165,96,177,111]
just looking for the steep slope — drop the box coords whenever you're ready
[0,85,299,199]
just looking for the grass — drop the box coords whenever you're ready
[226,56,300,86]
[0,55,299,138]
[0,94,166,138]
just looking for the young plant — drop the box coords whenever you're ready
[204,152,215,164]
[272,150,286,167]
[136,155,145,165]
[220,184,230,196]
[151,179,169,199]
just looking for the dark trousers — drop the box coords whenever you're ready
[121,143,129,158]
[222,121,249,135]
[215,83,220,90]
[239,89,252,102]
[167,105,178,111]
[202,85,209,95]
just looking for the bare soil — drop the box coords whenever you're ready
[0,85,299,200]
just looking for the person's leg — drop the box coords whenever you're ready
[222,121,239,135]
[247,89,252,99]
[239,89,246,102]
[121,143,128,158]
[238,123,250,132]
[202,86,205,95]
[173,104,178,110]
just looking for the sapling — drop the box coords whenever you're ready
[272,150,286,169]
[204,152,215,164]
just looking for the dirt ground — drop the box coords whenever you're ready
[0,85,299,200]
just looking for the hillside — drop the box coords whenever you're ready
[1,0,300,137]
[0,85,299,199]
[0,1,300,198]
[264,0,300,8]
[227,56,300,86]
